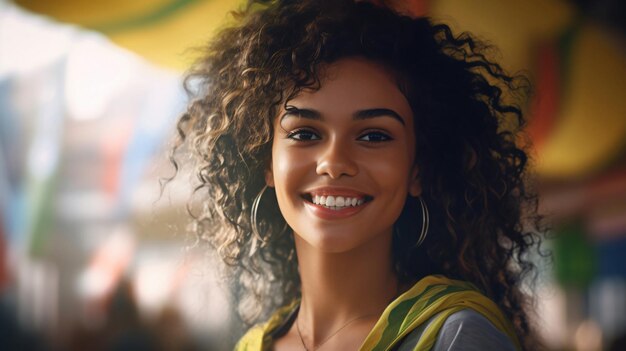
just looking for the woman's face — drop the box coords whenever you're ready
[266,57,421,253]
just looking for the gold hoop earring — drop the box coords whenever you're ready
[416,196,429,247]
[250,185,269,245]
[395,196,430,247]
[249,185,289,255]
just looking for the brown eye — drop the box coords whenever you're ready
[358,131,392,142]
[286,129,321,141]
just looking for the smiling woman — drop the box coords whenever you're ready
[171,0,544,350]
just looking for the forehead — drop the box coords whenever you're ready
[286,57,414,124]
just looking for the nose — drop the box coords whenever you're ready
[315,139,358,179]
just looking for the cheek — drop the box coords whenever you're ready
[271,144,312,203]
[372,151,412,186]
[368,152,413,213]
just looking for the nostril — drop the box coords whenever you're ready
[316,161,359,178]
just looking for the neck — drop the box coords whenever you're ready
[294,230,399,345]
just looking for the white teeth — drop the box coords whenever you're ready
[310,194,366,208]
[326,196,335,206]
[336,196,345,206]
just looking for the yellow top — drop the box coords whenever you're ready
[235,275,521,351]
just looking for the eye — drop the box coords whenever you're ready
[286,129,321,141]
[358,131,393,142]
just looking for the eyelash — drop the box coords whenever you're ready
[359,131,393,142]
[285,129,393,142]
[286,129,320,141]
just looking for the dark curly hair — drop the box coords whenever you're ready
[171,0,546,349]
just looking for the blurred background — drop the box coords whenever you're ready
[1,0,625,350]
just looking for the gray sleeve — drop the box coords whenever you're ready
[431,309,517,351]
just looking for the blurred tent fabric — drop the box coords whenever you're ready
[13,0,626,181]
[14,0,246,71]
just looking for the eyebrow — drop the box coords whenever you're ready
[281,106,406,126]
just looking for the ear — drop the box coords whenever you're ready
[265,162,275,187]
[408,164,421,197]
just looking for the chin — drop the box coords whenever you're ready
[296,228,377,254]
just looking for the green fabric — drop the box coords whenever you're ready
[235,275,521,351]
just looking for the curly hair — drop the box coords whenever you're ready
[171,0,546,348]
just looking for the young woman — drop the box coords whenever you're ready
[173,0,543,349]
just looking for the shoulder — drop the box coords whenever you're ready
[235,300,300,351]
[234,324,266,351]
[432,309,517,351]
[396,309,517,351]
[373,276,520,351]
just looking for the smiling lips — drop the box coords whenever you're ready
[302,189,372,219]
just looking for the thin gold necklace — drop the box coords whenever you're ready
[295,313,376,351]
[295,282,399,351]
